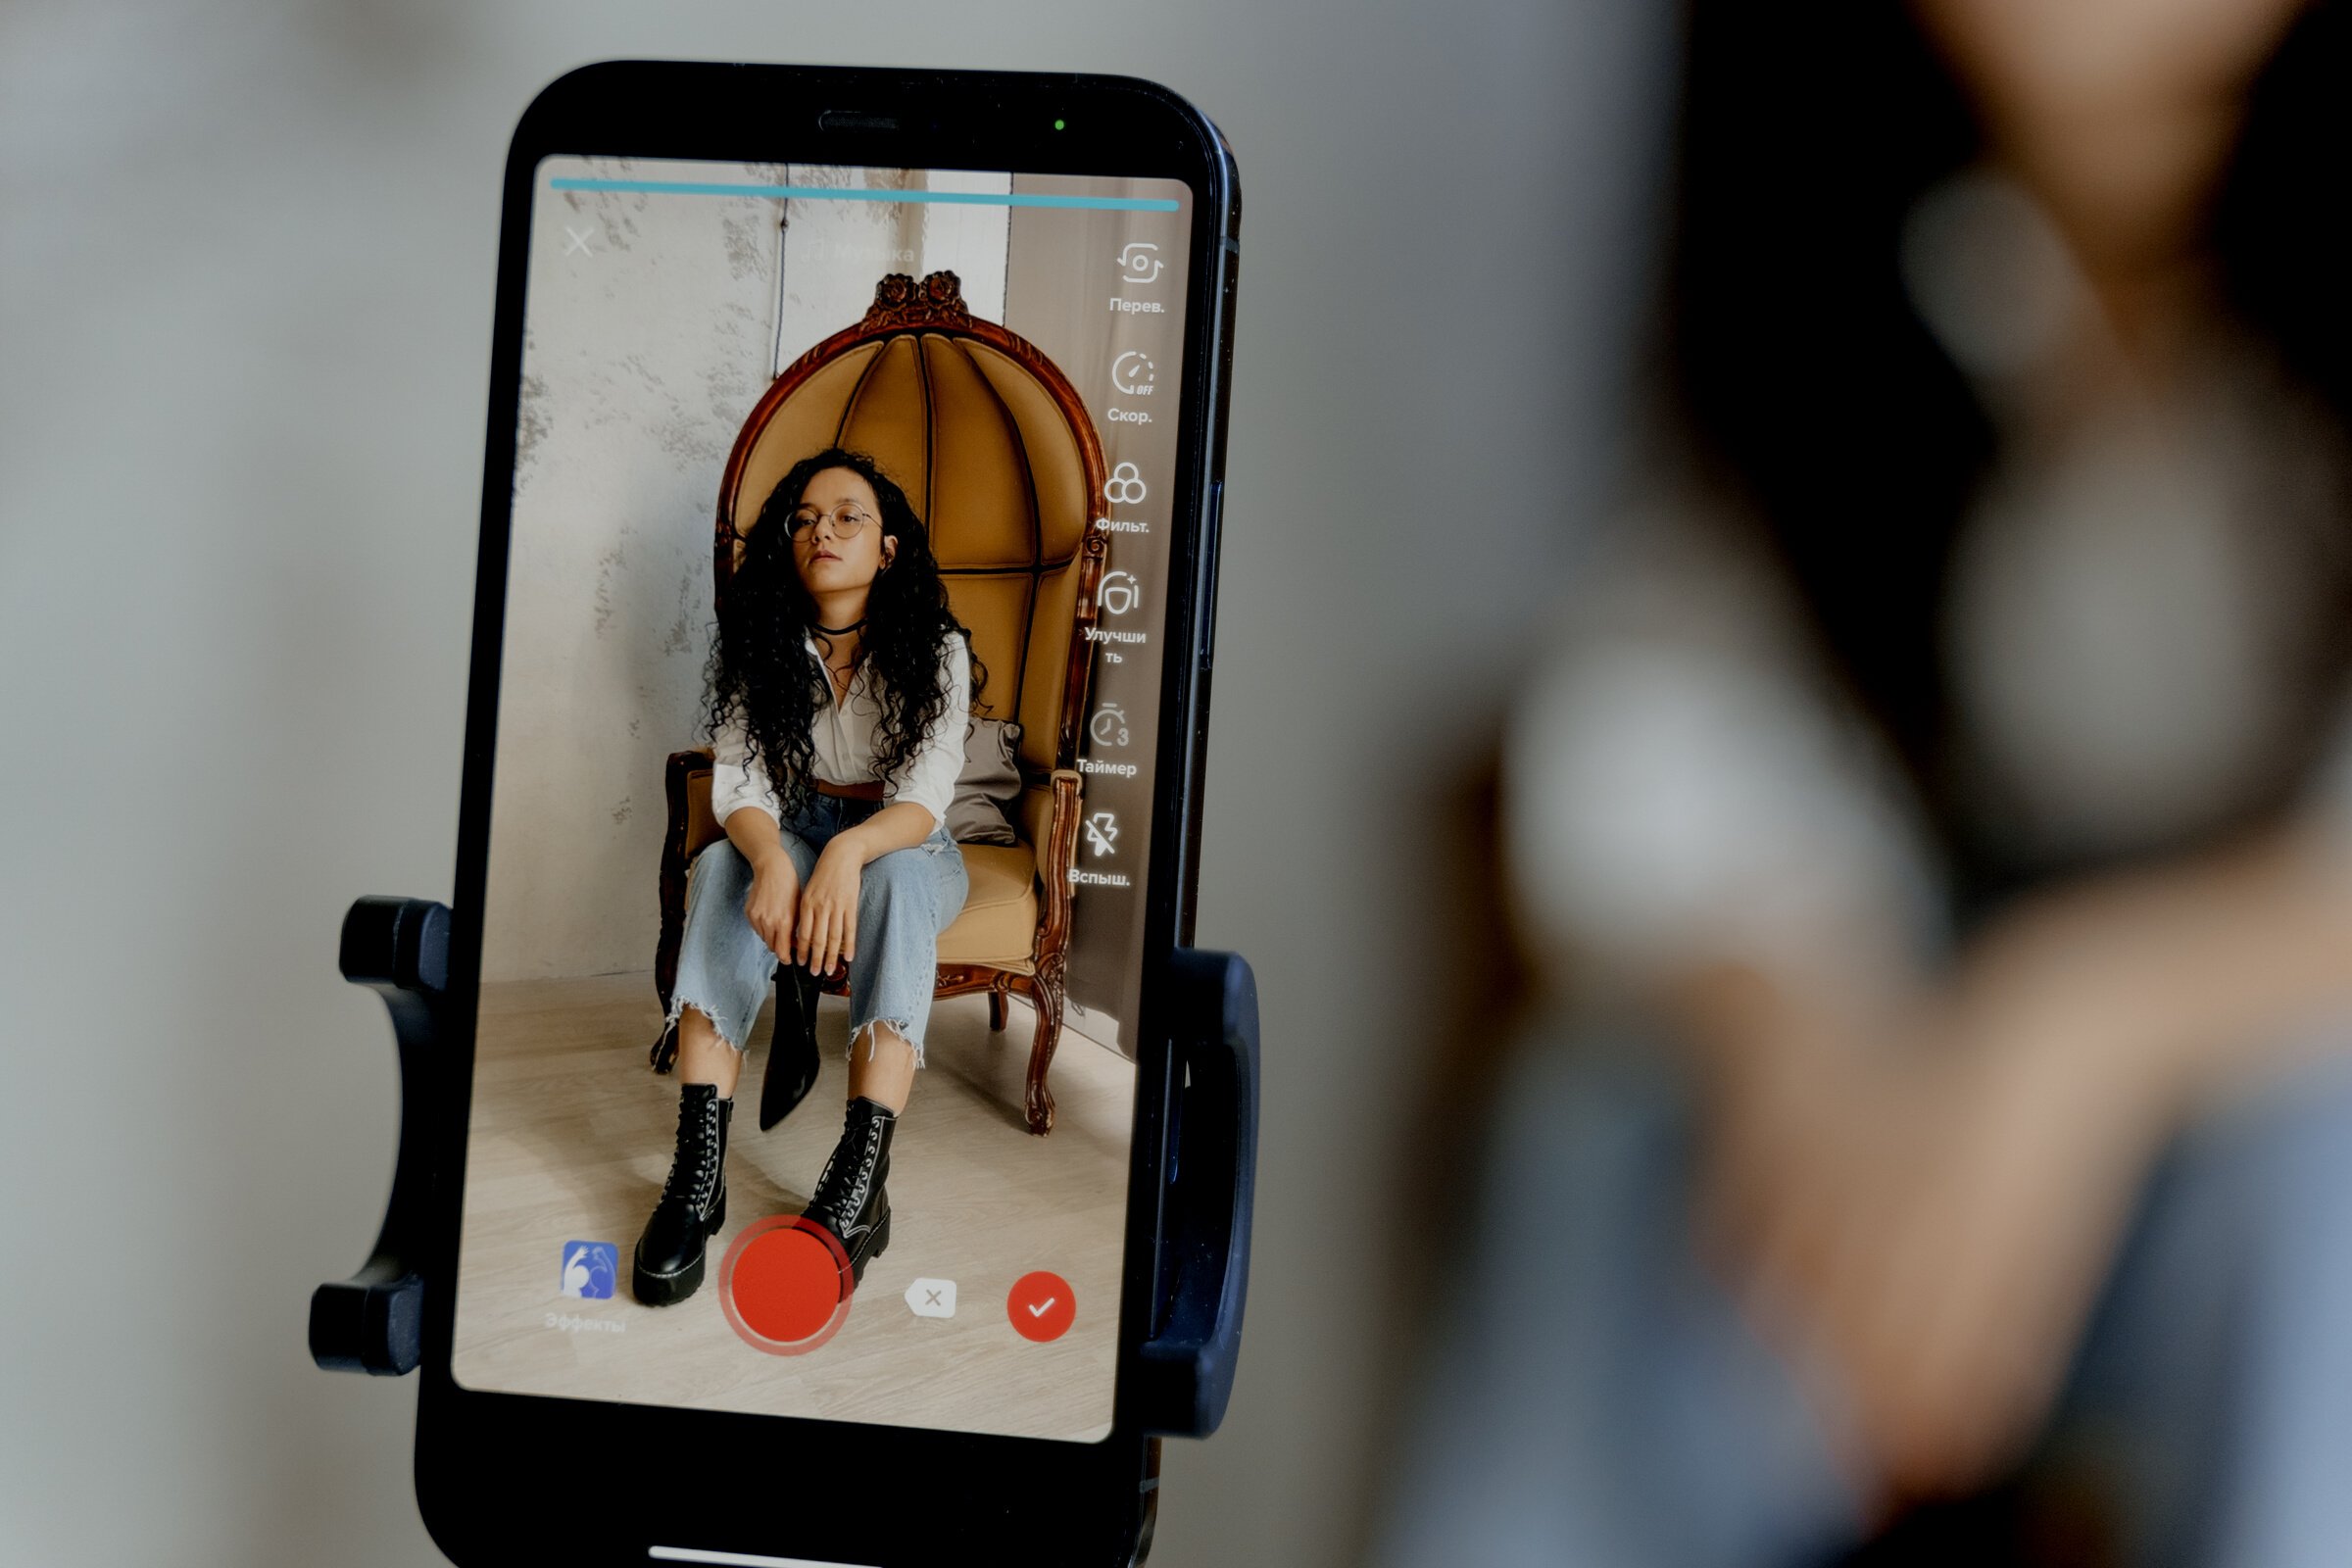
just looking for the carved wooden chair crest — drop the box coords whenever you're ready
[650,270,1108,1134]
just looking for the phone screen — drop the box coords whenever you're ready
[448,154,1200,1445]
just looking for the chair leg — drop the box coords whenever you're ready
[1023,961,1065,1135]
[988,984,1006,1033]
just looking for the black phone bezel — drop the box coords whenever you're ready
[415,59,1240,1568]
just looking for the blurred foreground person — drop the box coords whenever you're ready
[1379,3,2352,1565]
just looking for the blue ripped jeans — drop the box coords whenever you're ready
[665,793,969,1067]
[1373,1022,2352,1568]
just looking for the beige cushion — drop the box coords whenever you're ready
[937,841,1038,973]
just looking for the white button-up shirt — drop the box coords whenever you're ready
[709,631,971,835]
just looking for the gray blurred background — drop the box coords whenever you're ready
[0,3,1665,1563]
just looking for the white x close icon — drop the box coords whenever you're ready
[905,1276,957,1318]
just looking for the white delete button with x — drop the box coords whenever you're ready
[905,1277,957,1319]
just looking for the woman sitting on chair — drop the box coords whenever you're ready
[634,446,976,1307]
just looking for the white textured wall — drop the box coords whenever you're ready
[778,165,1011,351]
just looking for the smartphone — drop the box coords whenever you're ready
[416,60,1241,1566]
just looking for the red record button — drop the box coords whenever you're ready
[1006,1270,1076,1342]
[717,1216,853,1356]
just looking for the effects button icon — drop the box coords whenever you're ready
[559,1241,617,1299]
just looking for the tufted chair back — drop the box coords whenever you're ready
[714,270,1107,778]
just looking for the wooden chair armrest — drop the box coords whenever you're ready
[1032,768,1084,955]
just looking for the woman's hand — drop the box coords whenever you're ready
[743,853,800,960]
[1746,1024,2158,1513]
[795,838,864,976]
[1692,895,2182,1515]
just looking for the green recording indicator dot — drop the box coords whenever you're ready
[1054,119,1066,131]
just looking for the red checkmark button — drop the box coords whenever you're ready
[1006,1270,1076,1343]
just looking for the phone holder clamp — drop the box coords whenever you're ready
[1137,948,1259,1440]
[310,894,447,1376]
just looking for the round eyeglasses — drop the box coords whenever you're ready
[786,504,877,542]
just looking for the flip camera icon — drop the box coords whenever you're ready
[1117,241,1163,283]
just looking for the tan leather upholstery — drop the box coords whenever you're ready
[1015,780,1059,855]
[727,334,1092,775]
[945,842,1040,974]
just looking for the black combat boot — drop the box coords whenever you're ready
[632,1081,732,1305]
[799,1096,896,1286]
[758,961,822,1132]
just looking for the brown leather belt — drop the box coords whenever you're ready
[815,778,886,801]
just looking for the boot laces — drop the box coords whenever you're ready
[661,1094,722,1212]
[814,1108,886,1217]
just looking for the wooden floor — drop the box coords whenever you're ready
[449,971,1133,1443]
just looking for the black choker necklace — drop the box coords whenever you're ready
[813,617,866,636]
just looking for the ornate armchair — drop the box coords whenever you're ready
[650,270,1108,1135]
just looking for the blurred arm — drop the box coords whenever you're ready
[1974,809,2352,1124]
[1501,501,1944,1052]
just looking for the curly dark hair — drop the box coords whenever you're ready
[702,447,986,825]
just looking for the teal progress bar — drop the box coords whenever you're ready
[549,177,1178,212]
